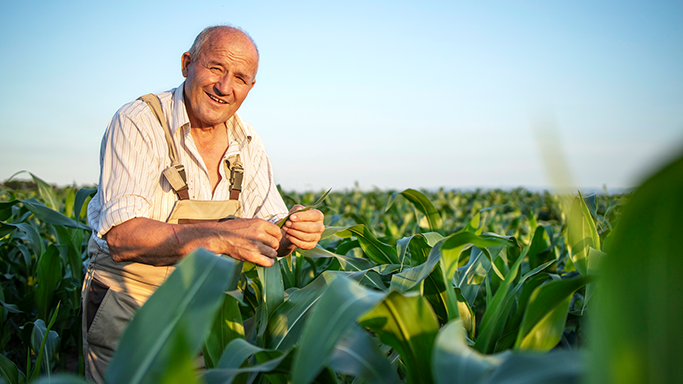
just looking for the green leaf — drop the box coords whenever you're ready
[474,249,524,354]
[257,260,285,345]
[583,247,606,312]
[158,329,200,384]
[203,293,245,369]
[292,275,385,384]
[389,239,444,293]
[439,232,514,321]
[73,188,96,221]
[328,325,400,384]
[29,173,58,211]
[588,151,683,384]
[106,250,239,384]
[36,245,62,321]
[204,343,290,384]
[266,272,337,351]
[297,246,377,271]
[21,199,90,230]
[1,221,43,259]
[0,352,26,384]
[484,350,582,384]
[359,291,440,384]
[566,193,600,276]
[333,224,399,264]
[30,307,60,380]
[432,320,506,384]
[514,276,589,351]
[386,189,443,232]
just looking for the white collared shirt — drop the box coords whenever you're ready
[87,84,289,251]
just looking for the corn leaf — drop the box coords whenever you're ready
[432,320,506,384]
[474,250,524,354]
[266,272,337,351]
[29,173,58,211]
[291,275,385,384]
[0,351,26,384]
[589,151,683,384]
[328,325,400,384]
[35,245,61,321]
[203,293,245,369]
[333,224,399,264]
[359,291,440,384]
[106,249,239,384]
[514,276,589,351]
[20,199,91,230]
[257,260,285,345]
[386,188,443,232]
[484,350,582,384]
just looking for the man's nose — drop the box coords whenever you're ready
[214,75,233,97]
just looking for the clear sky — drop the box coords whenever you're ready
[1,0,681,192]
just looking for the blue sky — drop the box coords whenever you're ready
[1,0,681,192]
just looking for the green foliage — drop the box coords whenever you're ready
[2,172,638,383]
[0,173,95,379]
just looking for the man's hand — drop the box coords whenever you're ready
[279,205,325,256]
[215,218,283,266]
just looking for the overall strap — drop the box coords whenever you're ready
[138,94,190,200]
[225,154,244,201]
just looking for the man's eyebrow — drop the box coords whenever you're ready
[234,70,254,81]
[206,60,224,67]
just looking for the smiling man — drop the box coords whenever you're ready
[82,26,324,382]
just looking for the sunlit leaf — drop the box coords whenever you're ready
[386,189,443,232]
[292,275,385,384]
[359,291,440,384]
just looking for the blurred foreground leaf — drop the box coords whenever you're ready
[589,151,683,383]
[106,249,239,384]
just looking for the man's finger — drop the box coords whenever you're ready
[288,208,324,223]
[284,228,322,243]
[284,221,325,235]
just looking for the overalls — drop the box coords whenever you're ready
[81,94,243,383]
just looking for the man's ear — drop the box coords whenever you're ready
[181,52,191,78]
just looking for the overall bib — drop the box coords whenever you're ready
[81,95,243,382]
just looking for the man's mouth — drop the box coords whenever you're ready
[207,93,227,104]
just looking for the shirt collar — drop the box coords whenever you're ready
[171,82,252,148]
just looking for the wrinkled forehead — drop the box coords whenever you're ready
[208,31,258,63]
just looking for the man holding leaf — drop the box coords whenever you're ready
[82,25,324,382]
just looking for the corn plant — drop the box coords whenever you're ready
[1,171,637,383]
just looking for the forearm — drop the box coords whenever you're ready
[106,216,283,267]
[105,217,223,266]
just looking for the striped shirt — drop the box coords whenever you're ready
[87,84,289,251]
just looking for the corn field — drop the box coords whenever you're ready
[0,150,681,384]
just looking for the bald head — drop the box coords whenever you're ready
[188,26,260,76]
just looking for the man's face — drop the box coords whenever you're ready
[181,31,258,129]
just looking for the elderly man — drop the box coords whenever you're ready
[82,25,324,382]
